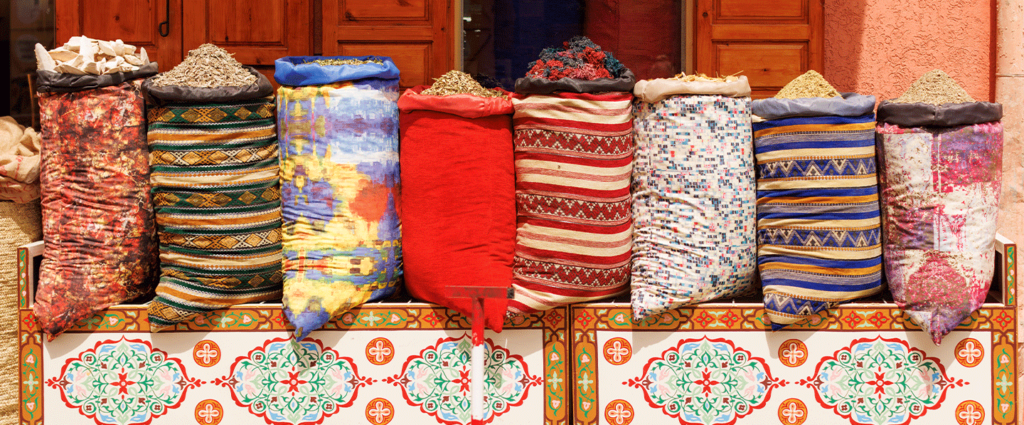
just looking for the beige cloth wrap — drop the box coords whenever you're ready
[633,75,752,103]
[0,117,41,203]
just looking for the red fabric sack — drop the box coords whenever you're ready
[398,86,516,332]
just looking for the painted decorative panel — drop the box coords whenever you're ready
[573,303,1015,425]
[15,239,1015,425]
[571,240,1017,425]
[20,303,568,425]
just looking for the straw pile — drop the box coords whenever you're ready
[422,70,506,98]
[151,44,256,88]
[775,70,840,99]
[892,70,975,104]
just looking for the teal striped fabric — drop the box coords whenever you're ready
[145,99,284,330]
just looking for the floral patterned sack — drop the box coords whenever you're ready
[876,101,1003,344]
[276,57,403,340]
[33,81,159,339]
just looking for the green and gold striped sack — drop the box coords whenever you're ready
[145,97,283,330]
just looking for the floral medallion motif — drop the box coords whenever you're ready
[366,337,395,365]
[194,400,224,425]
[624,337,786,425]
[777,398,808,425]
[603,337,632,366]
[385,335,542,425]
[214,338,372,425]
[604,399,635,425]
[954,400,985,425]
[954,338,984,368]
[778,339,808,368]
[193,340,221,367]
[365,398,395,425]
[44,337,201,425]
[799,336,965,425]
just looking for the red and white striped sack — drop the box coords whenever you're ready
[508,92,634,315]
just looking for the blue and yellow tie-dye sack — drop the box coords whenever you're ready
[275,56,403,340]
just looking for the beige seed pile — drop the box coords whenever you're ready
[421,70,506,98]
[775,70,840,99]
[893,70,974,104]
[151,44,256,88]
[305,58,384,66]
[670,72,740,83]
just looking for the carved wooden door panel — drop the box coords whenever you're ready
[695,0,823,98]
[182,0,313,82]
[322,0,454,89]
[55,0,183,73]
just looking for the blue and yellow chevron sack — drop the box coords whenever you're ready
[753,114,884,329]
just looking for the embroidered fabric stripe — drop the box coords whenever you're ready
[146,98,284,331]
[754,113,883,330]
[513,92,634,136]
[630,95,757,320]
[509,92,634,315]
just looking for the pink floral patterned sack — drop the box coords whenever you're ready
[876,120,1002,344]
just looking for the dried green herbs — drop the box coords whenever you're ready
[421,70,505,98]
[303,58,384,66]
[775,70,841,99]
[150,44,256,88]
[893,70,975,104]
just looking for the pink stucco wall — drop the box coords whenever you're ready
[822,0,993,102]
[824,0,1024,403]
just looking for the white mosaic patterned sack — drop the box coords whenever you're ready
[631,95,757,320]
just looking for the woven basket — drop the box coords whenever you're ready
[0,201,41,423]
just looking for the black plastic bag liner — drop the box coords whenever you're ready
[36,62,158,93]
[515,70,636,95]
[876,101,1002,127]
[752,92,876,119]
[142,66,273,105]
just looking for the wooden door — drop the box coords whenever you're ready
[55,0,183,73]
[695,0,823,98]
[182,0,313,83]
[322,0,454,89]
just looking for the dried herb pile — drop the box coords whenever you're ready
[775,70,840,99]
[525,36,625,81]
[150,44,256,88]
[422,70,506,98]
[304,58,384,66]
[892,70,975,104]
[670,72,741,83]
